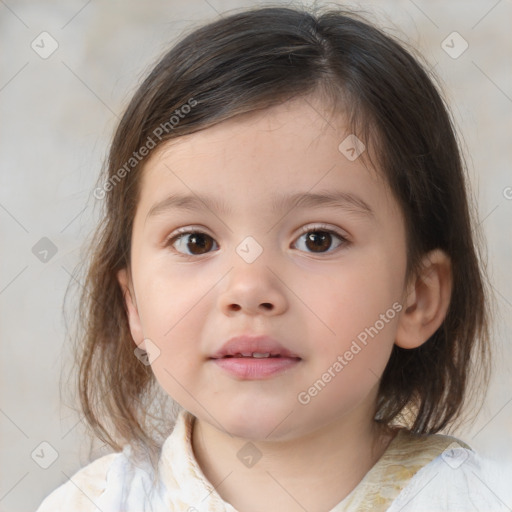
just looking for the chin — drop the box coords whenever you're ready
[217,404,301,441]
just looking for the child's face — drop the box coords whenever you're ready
[118,95,409,440]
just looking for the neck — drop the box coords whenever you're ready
[191,408,396,512]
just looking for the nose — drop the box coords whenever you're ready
[218,263,288,316]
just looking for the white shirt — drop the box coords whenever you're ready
[36,410,512,511]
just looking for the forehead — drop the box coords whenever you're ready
[136,95,393,219]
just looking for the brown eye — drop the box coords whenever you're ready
[168,231,218,256]
[294,228,347,254]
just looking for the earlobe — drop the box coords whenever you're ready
[117,268,146,348]
[395,249,452,349]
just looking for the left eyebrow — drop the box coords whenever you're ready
[145,190,375,221]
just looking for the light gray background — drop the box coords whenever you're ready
[1,0,511,511]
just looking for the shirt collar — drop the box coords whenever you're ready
[159,409,238,511]
[158,410,466,511]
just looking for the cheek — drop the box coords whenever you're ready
[297,253,402,392]
[305,259,402,339]
[134,277,207,382]
[146,304,206,406]
[136,259,210,333]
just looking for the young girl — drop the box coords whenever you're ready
[36,5,511,511]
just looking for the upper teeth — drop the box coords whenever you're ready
[238,352,271,358]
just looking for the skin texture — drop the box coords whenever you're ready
[117,94,452,512]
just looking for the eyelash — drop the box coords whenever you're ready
[164,223,350,258]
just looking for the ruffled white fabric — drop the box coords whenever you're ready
[36,410,512,511]
[388,447,512,512]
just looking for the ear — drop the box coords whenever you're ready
[395,249,452,349]
[117,267,146,349]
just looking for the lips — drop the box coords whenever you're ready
[209,335,301,379]
[210,335,301,360]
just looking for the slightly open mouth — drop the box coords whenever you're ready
[223,352,282,359]
[211,352,301,378]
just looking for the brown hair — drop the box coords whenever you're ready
[65,5,492,464]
